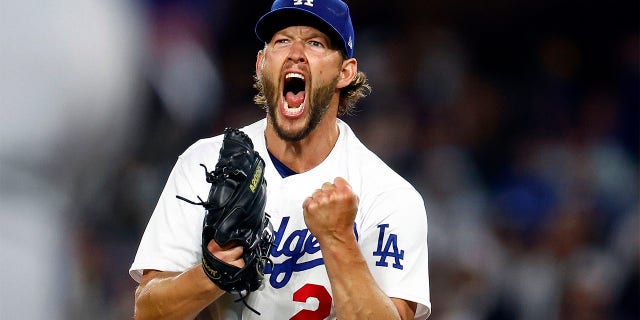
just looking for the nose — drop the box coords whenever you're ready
[287,40,306,63]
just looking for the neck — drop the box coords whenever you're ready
[265,118,339,173]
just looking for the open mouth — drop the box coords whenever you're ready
[282,73,306,116]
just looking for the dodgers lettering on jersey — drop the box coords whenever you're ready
[265,216,363,289]
[265,212,404,289]
[266,216,323,288]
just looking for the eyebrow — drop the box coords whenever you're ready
[275,27,330,40]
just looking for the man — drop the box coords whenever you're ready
[130,0,431,319]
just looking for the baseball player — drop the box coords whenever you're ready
[130,0,431,319]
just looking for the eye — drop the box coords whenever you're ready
[308,40,324,48]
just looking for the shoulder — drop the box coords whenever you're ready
[338,121,423,202]
[340,125,427,241]
[180,119,266,164]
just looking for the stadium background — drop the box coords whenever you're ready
[1,0,637,319]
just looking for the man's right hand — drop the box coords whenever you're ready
[207,240,245,268]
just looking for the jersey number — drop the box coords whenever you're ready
[291,284,332,320]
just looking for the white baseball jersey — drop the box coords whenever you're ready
[130,118,431,319]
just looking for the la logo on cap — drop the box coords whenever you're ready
[293,0,314,6]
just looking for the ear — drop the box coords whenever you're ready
[256,49,265,77]
[336,58,357,89]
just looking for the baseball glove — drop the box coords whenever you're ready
[177,128,274,295]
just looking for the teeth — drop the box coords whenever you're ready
[285,73,304,80]
[284,100,304,112]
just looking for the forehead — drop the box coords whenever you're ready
[273,25,330,39]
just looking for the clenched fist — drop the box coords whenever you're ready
[302,177,359,244]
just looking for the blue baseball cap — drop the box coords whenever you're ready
[255,0,355,58]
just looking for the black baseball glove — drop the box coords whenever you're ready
[177,128,274,295]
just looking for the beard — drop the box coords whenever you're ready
[260,72,338,142]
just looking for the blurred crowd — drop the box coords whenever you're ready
[1,1,637,319]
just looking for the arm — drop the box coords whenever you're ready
[134,267,221,320]
[319,233,416,319]
[303,177,416,320]
[133,243,244,320]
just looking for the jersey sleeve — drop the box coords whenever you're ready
[357,187,431,319]
[129,155,210,282]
